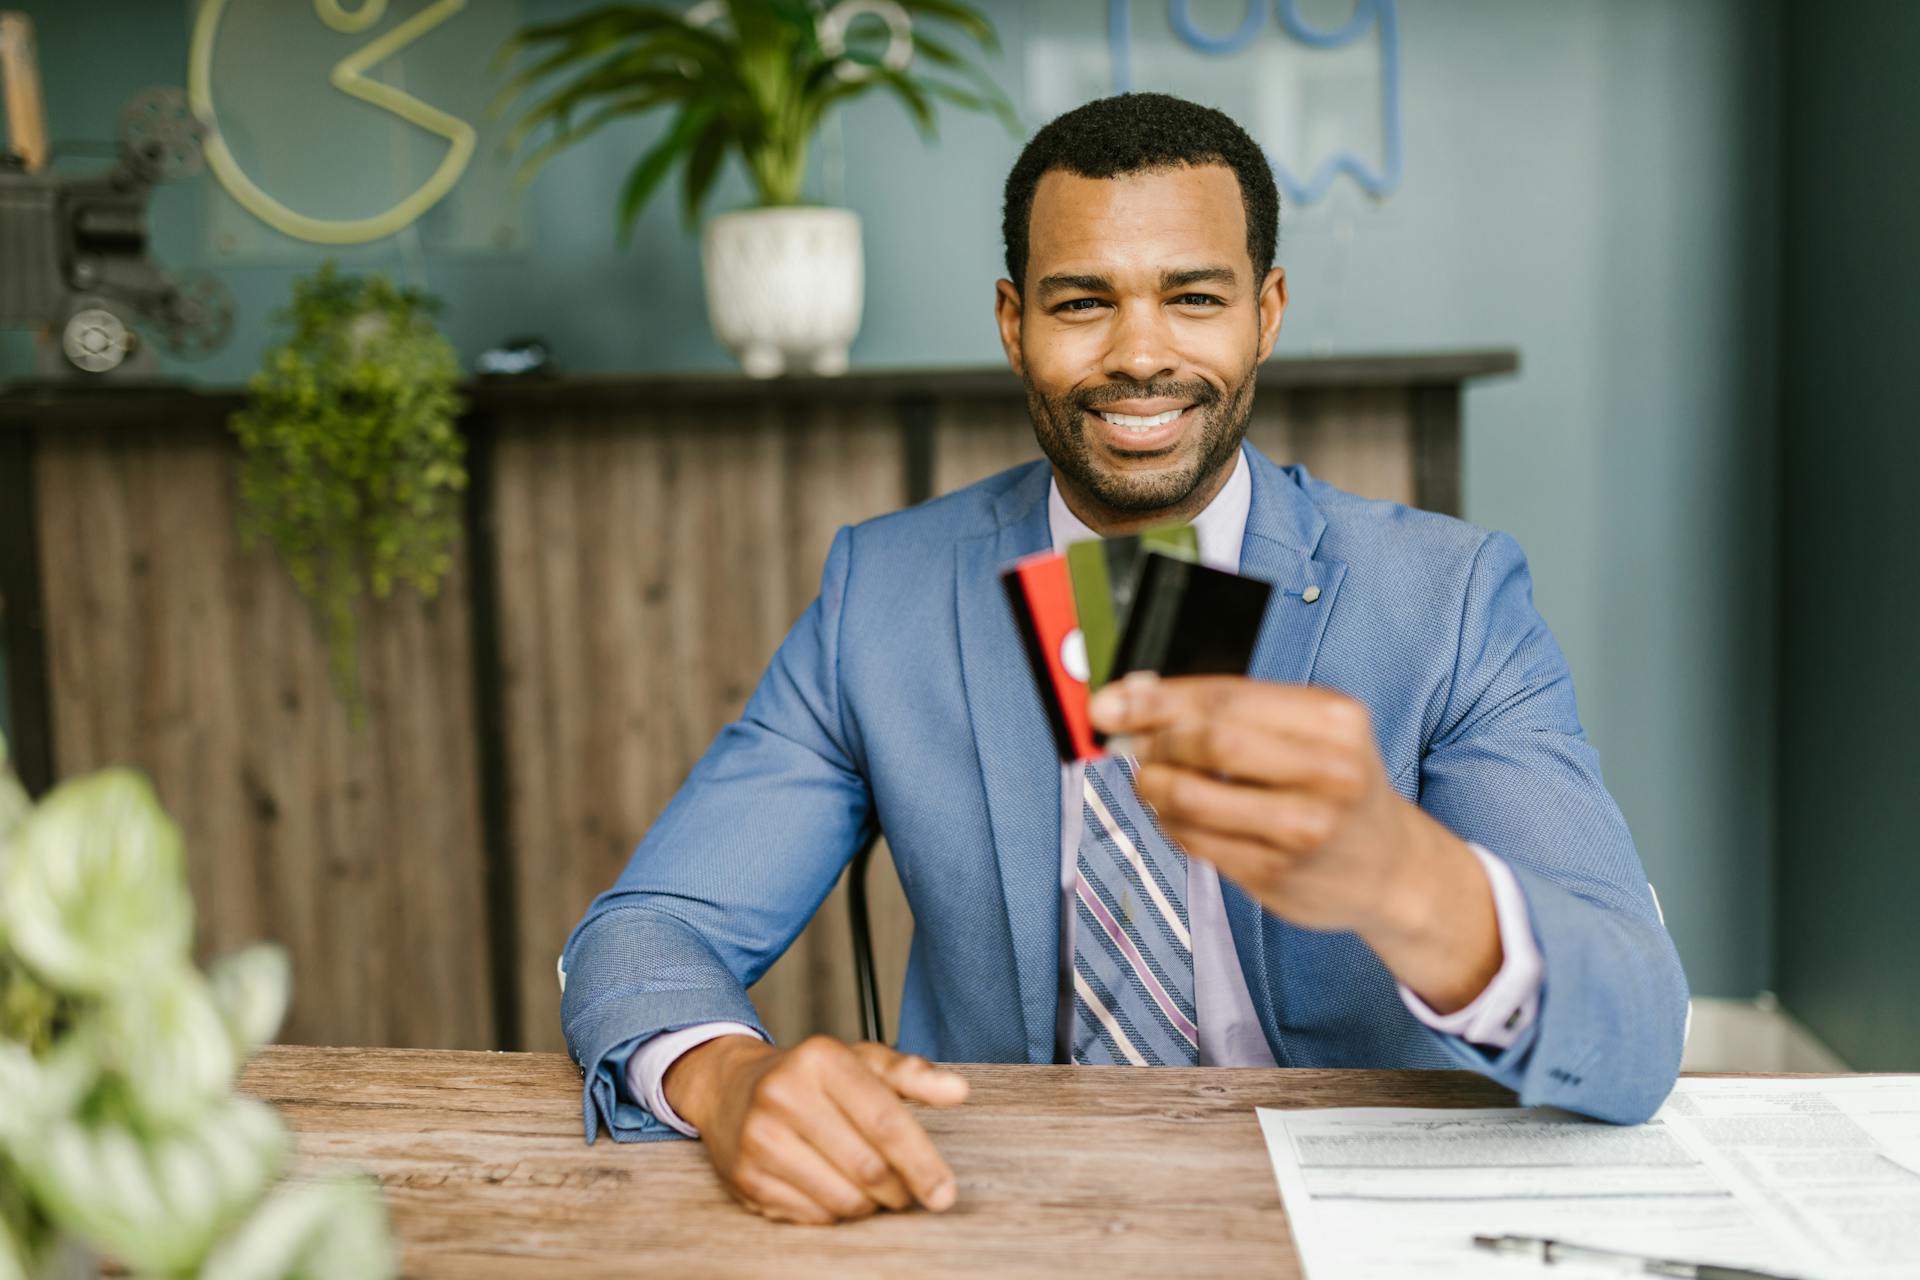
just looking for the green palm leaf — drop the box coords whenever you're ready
[512,89,685,189]
[496,31,740,131]
[894,0,1000,52]
[682,113,735,226]
[871,66,936,137]
[497,6,727,62]
[618,101,720,242]
[910,31,1020,131]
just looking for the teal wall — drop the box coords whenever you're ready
[1,1,1783,997]
[1775,1,1920,1069]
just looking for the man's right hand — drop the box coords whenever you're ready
[662,1033,970,1225]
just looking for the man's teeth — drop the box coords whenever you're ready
[1096,408,1186,430]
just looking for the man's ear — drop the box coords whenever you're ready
[1255,266,1288,363]
[994,278,1025,378]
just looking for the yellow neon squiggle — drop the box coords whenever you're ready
[189,0,475,245]
[315,1,387,37]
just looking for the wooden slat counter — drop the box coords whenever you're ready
[240,1044,1524,1278]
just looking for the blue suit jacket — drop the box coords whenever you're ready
[562,445,1689,1141]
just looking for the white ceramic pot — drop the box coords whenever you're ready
[701,206,864,378]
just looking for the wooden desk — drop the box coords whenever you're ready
[241,1044,1521,1278]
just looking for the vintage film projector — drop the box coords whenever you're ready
[1,12,233,378]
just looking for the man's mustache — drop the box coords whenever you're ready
[1070,381,1220,414]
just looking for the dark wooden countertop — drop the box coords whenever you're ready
[0,350,1518,429]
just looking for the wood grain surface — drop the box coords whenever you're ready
[34,425,494,1050]
[239,1044,1522,1278]
[490,400,910,1052]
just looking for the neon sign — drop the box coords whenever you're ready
[1107,0,1403,205]
[188,0,476,245]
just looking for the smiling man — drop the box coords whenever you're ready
[561,94,1689,1225]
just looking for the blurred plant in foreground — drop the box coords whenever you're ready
[0,734,394,1279]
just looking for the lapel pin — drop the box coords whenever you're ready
[1302,585,1322,604]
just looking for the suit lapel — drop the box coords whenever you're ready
[955,463,1059,1062]
[1224,448,1349,1060]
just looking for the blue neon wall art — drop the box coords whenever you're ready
[1106,0,1403,206]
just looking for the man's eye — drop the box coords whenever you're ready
[1057,298,1106,313]
[1173,293,1224,306]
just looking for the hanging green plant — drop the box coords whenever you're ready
[230,264,467,714]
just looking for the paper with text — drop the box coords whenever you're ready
[1257,1076,1920,1279]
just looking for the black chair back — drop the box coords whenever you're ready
[847,833,884,1045]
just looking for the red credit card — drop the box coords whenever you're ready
[1001,550,1100,761]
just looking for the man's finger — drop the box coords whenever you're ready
[1171,824,1302,898]
[1089,671,1222,733]
[789,1104,914,1211]
[1135,763,1347,853]
[751,1127,882,1222]
[853,1044,970,1108]
[1091,673,1360,739]
[1134,718,1366,795]
[731,1169,838,1226]
[830,1049,960,1210]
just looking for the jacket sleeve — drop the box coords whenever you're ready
[559,526,873,1143]
[1413,531,1689,1124]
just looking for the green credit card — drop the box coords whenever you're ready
[1066,523,1199,691]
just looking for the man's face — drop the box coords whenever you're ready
[995,163,1286,530]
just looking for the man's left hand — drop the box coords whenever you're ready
[1087,673,1502,1014]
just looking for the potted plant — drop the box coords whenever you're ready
[229,265,467,715]
[0,733,394,1276]
[495,0,1018,378]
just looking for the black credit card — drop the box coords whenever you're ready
[1108,550,1273,684]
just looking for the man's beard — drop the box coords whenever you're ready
[1022,365,1256,515]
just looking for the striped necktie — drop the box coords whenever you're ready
[1070,753,1199,1066]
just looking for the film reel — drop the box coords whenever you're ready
[61,306,135,374]
[153,270,235,359]
[118,86,206,182]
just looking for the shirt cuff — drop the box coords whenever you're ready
[623,1021,766,1138]
[1397,844,1543,1050]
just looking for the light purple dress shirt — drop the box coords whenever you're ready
[630,451,1545,1135]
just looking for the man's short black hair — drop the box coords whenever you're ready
[1001,93,1280,291]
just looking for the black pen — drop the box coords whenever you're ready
[1472,1233,1804,1280]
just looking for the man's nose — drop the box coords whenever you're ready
[1104,300,1178,384]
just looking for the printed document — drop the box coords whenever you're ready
[1257,1075,1920,1279]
